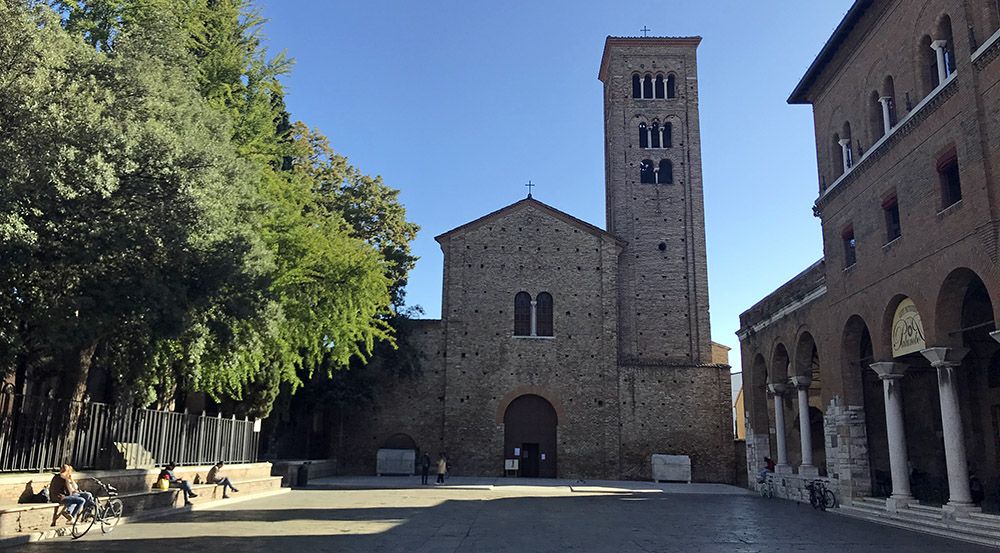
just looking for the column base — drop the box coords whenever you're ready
[942,502,981,520]
[885,496,914,513]
[797,465,820,478]
[775,464,793,475]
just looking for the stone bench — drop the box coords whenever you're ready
[0,463,281,537]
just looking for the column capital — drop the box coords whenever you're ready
[989,330,1000,344]
[788,375,812,389]
[838,138,852,147]
[767,382,787,396]
[931,39,949,51]
[870,362,908,381]
[920,347,969,368]
[878,96,893,105]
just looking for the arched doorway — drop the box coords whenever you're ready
[503,395,557,478]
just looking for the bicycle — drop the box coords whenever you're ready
[805,479,836,511]
[71,478,123,539]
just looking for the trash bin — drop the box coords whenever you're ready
[296,463,310,487]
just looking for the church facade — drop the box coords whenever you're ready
[331,37,734,483]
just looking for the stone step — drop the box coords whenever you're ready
[835,506,1000,548]
[907,503,943,515]
[967,511,1000,524]
[955,515,1000,533]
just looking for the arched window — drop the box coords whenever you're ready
[882,76,897,128]
[920,35,939,95]
[643,74,654,99]
[663,122,673,148]
[640,159,655,184]
[514,292,531,336]
[832,133,844,179]
[654,75,665,98]
[842,122,853,169]
[657,159,673,184]
[666,74,677,98]
[650,122,661,148]
[632,74,641,99]
[638,122,649,148]
[937,15,955,77]
[869,91,884,141]
[536,292,553,337]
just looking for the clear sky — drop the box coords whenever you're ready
[257,0,856,374]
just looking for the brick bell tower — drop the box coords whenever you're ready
[599,36,712,365]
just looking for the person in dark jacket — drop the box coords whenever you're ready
[50,465,93,522]
[159,463,197,506]
[207,462,239,499]
[420,454,431,485]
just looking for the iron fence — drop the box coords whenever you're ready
[0,384,260,473]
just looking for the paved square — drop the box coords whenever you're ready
[21,482,995,552]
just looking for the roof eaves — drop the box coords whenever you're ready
[788,0,872,105]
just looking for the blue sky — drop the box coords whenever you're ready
[257,1,855,373]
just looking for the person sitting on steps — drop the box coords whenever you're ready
[206,461,240,499]
[50,465,94,523]
[159,462,197,506]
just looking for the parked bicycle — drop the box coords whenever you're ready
[71,478,123,539]
[805,479,836,511]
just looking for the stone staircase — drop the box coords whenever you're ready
[836,497,1000,548]
[0,462,285,547]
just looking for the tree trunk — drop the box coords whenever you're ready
[58,341,98,466]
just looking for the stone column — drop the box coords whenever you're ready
[878,96,893,134]
[839,138,852,172]
[931,40,949,84]
[768,383,791,473]
[921,347,977,514]
[789,375,818,477]
[870,362,913,511]
[647,128,653,148]
[529,300,537,337]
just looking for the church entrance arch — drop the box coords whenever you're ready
[503,395,557,478]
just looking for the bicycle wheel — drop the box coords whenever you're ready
[101,499,123,533]
[71,507,95,539]
[823,489,837,510]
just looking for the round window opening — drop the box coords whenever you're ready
[658,242,667,251]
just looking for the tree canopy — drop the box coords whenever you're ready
[0,0,419,417]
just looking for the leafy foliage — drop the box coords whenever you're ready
[0,0,418,418]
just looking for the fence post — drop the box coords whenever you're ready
[197,411,205,465]
[229,414,236,463]
[214,412,222,463]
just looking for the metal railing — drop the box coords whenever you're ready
[0,385,260,473]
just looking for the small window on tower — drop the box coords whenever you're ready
[666,74,677,98]
[842,226,857,268]
[643,74,654,99]
[654,75,665,99]
[883,195,901,243]
[638,123,648,149]
[650,122,661,149]
[663,122,673,148]
[640,160,655,184]
[658,160,673,184]
[632,74,641,99]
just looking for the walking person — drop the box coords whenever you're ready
[435,454,447,485]
[420,453,431,485]
[207,461,240,499]
[159,463,198,506]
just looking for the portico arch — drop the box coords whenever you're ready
[932,268,999,511]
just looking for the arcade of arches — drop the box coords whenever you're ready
[740,265,1000,513]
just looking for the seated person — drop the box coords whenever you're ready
[158,463,197,506]
[206,462,239,499]
[50,465,94,522]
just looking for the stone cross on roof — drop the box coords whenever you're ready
[640,26,651,37]
[525,180,535,199]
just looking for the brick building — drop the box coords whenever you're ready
[330,37,734,482]
[738,0,1000,523]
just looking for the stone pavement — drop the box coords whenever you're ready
[16,483,996,552]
